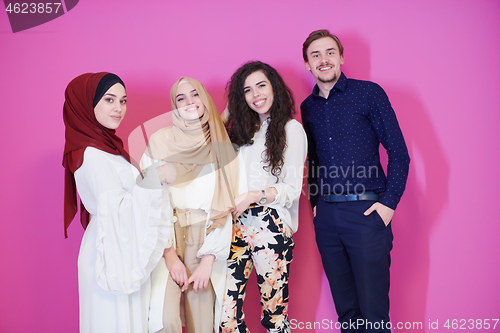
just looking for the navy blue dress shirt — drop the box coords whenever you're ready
[301,72,410,210]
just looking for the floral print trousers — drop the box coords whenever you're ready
[219,205,294,333]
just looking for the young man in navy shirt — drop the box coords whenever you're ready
[301,29,410,333]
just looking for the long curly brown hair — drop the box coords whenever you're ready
[226,61,295,178]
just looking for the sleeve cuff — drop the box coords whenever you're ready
[310,193,319,209]
[136,163,163,189]
[378,191,400,210]
[269,184,283,205]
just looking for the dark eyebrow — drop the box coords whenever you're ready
[244,81,266,90]
[104,93,127,98]
[310,47,335,55]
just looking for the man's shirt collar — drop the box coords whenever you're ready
[312,72,347,99]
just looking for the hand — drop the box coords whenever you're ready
[364,202,394,226]
[232,191,257,218]
[313,206,316,217]
[188,254,215,293]
[232,189,278,218]
[157,162,177,185]
[164,247,188,291]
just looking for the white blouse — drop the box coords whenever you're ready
[239,118,307,233]
[74,147,170,333]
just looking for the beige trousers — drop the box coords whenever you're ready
[158,222,215,333]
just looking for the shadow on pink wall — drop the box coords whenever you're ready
[388,86,449,328]
[341,32,450,330]
[343,31,450,330]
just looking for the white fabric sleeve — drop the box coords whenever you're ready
[237,153,249,195]
[270,121,308,208]
[140,153,175,249]
[75,149,170,295]
[197,214,232,261]
[197,154,246,261]
[139,153,164,179]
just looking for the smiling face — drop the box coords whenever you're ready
[243,70,274,123]
[175,82,206,120]
[305,36,344,85]
[93,83,127,129]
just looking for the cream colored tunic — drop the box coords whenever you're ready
[140,154,246,333]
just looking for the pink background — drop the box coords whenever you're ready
[1,0,499,331]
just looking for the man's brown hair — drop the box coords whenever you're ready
[302,29,344,62]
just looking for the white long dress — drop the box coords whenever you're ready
[140,154,246,333]
[74,147,171,333]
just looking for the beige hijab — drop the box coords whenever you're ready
[146,77,238,232]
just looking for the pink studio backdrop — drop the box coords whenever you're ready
[1,0,499,332]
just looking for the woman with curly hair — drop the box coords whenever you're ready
[220,61,307,332]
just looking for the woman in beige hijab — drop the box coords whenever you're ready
[140,77,244,333]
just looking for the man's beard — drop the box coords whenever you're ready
[318,73,338,84]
